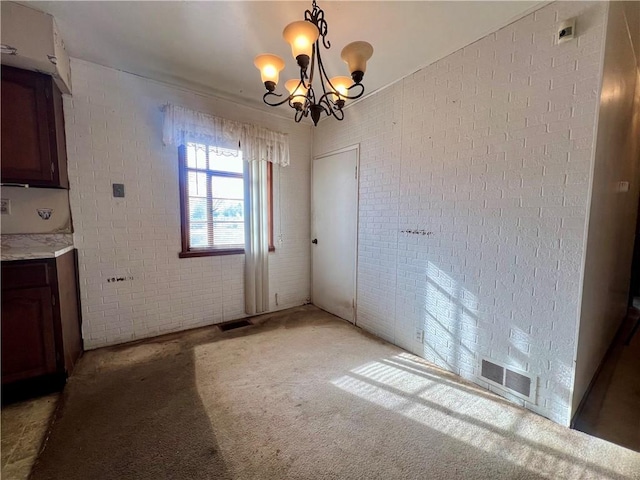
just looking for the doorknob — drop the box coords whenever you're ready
[312,239,318,244]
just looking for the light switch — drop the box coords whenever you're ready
[617,181,630,193]
[113,183,125,198]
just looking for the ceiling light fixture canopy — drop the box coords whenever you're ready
[254,0,373,126]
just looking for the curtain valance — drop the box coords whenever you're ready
[162,104,290,166]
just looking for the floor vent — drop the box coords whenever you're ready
[480,358,536,402]
[218,319,252,332]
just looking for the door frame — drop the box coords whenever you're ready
[312,144,361,325]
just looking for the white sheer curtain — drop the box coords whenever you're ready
[162,104,289,314]
[162,104,289,166]
[243,159,270,314]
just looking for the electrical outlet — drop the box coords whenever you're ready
[0,198,11,215]
[617,181,630,193]
[415,329,424,343]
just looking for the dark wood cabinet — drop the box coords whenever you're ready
[1,251,82,391]
[1,287,57,383]
[1,66,69,188]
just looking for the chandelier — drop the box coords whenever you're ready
[254,0,373,126]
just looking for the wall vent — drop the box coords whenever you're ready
[218,319,252,332]
[479,358,536,402]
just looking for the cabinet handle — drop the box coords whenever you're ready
[52,294,56,306]
[51,162,55,174]
[0,183,29,188]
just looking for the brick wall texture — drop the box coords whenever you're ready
[64,59,312,350]
[64,0,611,426]
[314,1,608,425]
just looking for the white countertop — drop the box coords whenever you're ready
[2,245,75,261]
[1,234,75,261]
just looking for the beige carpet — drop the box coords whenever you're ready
[31,306,640,479]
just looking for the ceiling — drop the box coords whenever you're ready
[24,1,545,115]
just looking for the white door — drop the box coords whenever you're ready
[312,147,359,323]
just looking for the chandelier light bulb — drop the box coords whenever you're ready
[341,41,374,84]
[329,76,353,97]
[254,54,285,91]
[285,79,309,109]
[283,21,320,68]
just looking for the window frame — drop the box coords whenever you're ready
[178,144,274,258]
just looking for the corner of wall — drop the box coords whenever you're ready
[571,0,640,417]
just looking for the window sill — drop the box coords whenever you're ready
[179,246,276,258]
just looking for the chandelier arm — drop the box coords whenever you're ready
[316,96,333,116]
[263,91,293,107]
[307,85,317,107]
[342,82,365,100]
[317,91,342,113]
[314,46,330,102]
[307,42,316,87]
[315,45,334,97]
[315,45,354,106]
[316,95,333,114]
[294,108,307,123]
[331,106,345,121]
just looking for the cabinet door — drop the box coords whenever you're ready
[1,67,55,185]
[1,287,57,384]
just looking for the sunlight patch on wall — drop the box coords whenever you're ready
[419,261,480,378]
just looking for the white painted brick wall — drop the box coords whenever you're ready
[314,1,607,426]
[65,59,311,349]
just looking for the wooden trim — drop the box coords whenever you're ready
[73,249,84,353]
[314,143,360,160]
[179,245,275,258]
[570,312,630,428]
[178,145,190,255]
[56,250,82,375]
[179,248,244,258]
[628,192,640,306]
[178,144,276,257]
[47,257,64,373]
[47,78,69,188]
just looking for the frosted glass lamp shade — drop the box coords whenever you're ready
[283,21,319,63]
[329,76,353,97]
[285,79,308,108]
[341,41,373,83]
[254,54,285,90]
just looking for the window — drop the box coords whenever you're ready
[178,142,273,257]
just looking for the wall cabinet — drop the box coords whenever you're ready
[1,66,68,188]
[1,251,82,391]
